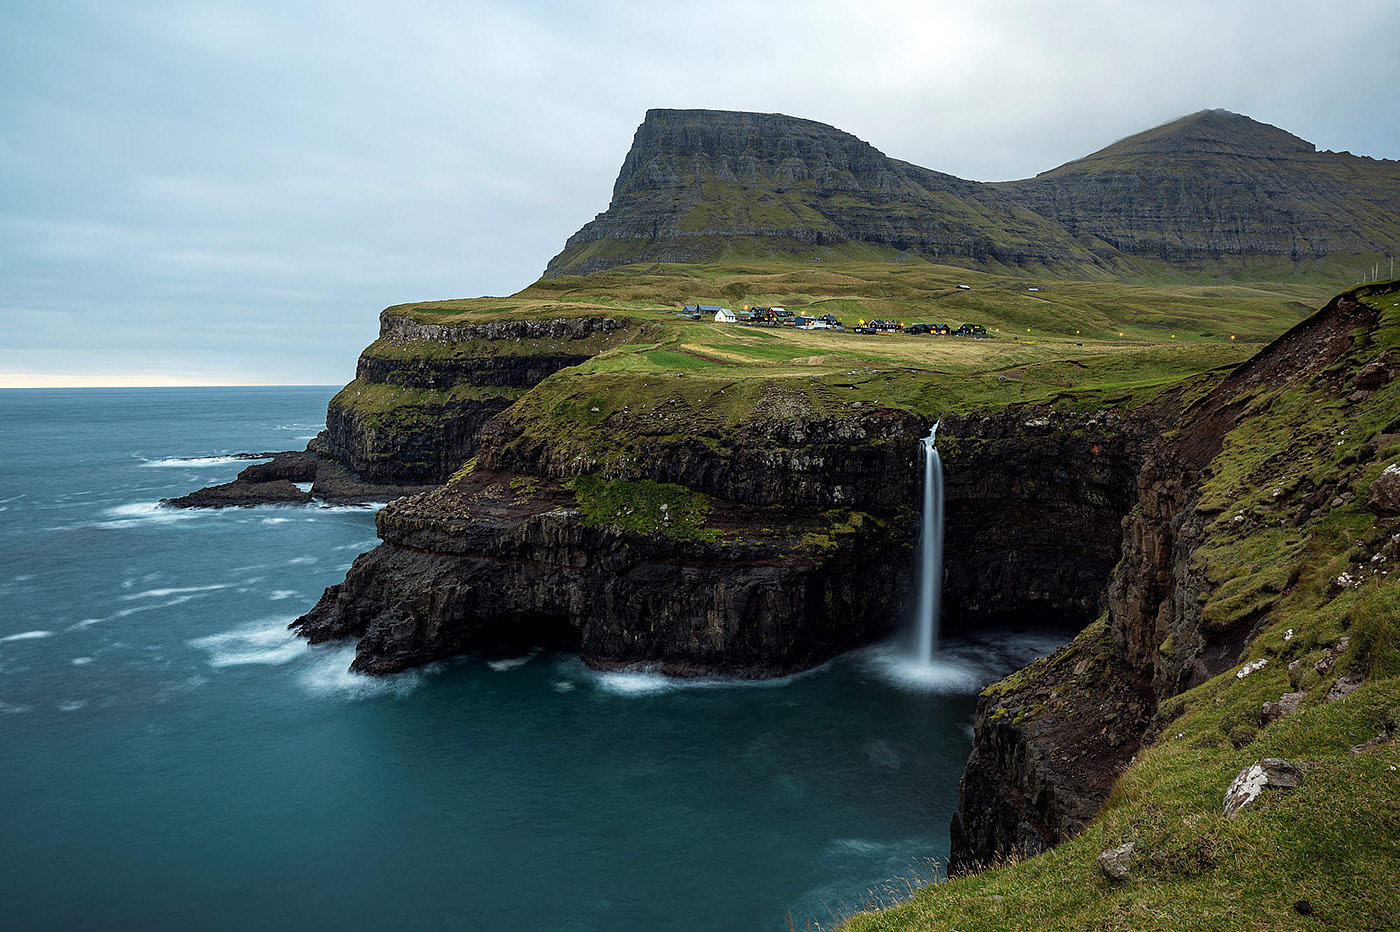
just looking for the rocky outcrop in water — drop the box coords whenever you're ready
[164,450,436,508]
[544,108,1400,278]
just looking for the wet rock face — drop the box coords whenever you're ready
[948,625,1153,874]
[939,410,1147,633]
[295,471,909,676]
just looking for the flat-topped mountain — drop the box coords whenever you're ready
[544,108,1400,279]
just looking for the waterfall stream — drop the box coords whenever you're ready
[915,422,944,664]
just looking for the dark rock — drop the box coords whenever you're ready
[1354,361,1392,390]
[237,450,319,483]
[164,478,312,508]
[1315,636,1351,676]
[293,470,910,676]
[1368,463,1400,515]
[1349,734,1390,755]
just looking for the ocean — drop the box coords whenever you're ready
[0,387,1063,930]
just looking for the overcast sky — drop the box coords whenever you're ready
[3,0,1397,386]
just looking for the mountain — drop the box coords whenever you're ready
[543,108,1400,280]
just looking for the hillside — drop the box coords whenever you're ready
[544,108,1400,283]
[844,282,1400,930]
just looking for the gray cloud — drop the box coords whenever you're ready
[3,0,1397,384]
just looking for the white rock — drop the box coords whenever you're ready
[1283,628,1294,641]
[1237,658,1269,679]
[1223,759,1301,818]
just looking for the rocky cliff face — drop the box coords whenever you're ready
[295,396,1155,678]
[996,110,1400,265]
[311,312,638,484]
[948,282,1398,872]
[544,108,1101,277]
[544,108,1400,278]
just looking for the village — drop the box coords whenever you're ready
[679,303,992,338]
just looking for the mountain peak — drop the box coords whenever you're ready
[1046,109,1315,172]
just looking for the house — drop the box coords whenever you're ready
[713,307,736,323]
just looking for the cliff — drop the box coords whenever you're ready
[545,108,1400,279]
[944,281,1400,881]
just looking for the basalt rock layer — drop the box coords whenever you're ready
[294,395,1155,676]
[310,312,642,485]
[545,108,1400,278]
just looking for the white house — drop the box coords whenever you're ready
[714,307,736,323]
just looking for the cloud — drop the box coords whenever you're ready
[1,0,1397,384]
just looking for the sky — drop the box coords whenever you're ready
[2,0,1398,387]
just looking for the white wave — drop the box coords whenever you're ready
[296,644,423,700]
[120,583,233,601]
[0,701,31,715]
[67,619,103,630]
[71,657,94,665]
[261,517,292,525]
[11,574,34,582]
[140,455,271,468]
[293,482,313,492]
[287,556,318,565]
[1,630,55,643]
[189,619,304,667]
[576,658,817,697]
[58,700,87,712]
[551,680,576,692]
[829,838,888,856]
[269,590,300,601]
[486,655,534,672]
[310,501,387,513]
[95,502,201,529]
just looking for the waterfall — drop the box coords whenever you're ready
[915,422,944,664]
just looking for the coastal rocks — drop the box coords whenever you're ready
[1223,758,1301,818]
[165,477,312,508]
[948,626,1153,873]
[1097,842,1137,881]
[949,283,1394,871]
[1368,464,1400,515]
[1354,360,1392,391]
[164,450,434,508]
[1325,672,1365,703]
[294,470,909,676]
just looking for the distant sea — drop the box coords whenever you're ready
[0,387,1064,930]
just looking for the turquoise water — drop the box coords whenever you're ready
[0,388,1063,930]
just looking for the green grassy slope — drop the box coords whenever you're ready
[840,285,1400,931]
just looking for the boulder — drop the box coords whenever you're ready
[1261,691,1305,724]
[1354,361,1392,390]
[1369,464,1400,516]
[1097,841,1136,881]
[1223,758,1301,818]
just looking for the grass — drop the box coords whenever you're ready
[836,284,1400,931]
